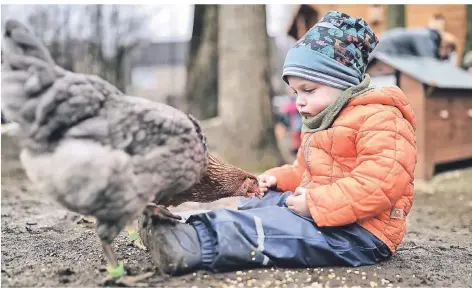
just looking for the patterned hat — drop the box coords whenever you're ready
[283,11,379,89]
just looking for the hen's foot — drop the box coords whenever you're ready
[143,203,182,225]
[102,271,155,287]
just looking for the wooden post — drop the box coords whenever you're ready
[387,5,405,29]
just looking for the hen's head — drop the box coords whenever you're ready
[236,176,261,199]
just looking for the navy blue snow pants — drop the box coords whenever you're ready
[186,190,391,273]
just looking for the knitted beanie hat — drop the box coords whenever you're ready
[283,10,379,89]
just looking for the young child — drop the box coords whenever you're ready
[140,11,416,275]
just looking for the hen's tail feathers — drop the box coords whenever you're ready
[2,19,57,92]
[186,113,209,169]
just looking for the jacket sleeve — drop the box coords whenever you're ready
[305,110,416,227]
[263,147,305,192]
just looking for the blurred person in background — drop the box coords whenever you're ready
[369,15,457,62]
[280,96,302,155]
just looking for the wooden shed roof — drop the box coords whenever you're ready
[372,52,472,90]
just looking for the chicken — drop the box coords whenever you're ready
[1,19,209,284]
[1,19,260,285]
[158,153,261,208]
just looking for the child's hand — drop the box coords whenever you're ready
[286,187,310,217]
[257,174,277,194]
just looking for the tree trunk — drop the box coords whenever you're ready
[185,5,219,120]
[216,5,284,172]
[462,5,472,68]
[387,5,405,29]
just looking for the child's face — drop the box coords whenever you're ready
[287,76,342,118]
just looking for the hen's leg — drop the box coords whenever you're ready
[102,242,122,277]
[101,241,154,286]
[125,223,147,250]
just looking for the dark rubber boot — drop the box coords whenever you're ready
[139,216,201,275]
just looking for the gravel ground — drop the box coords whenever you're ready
[2,133,472,287]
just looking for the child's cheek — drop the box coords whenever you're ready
[309,101,330,116]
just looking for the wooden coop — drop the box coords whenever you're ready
[367,52,472,180]
[286,4,468,66]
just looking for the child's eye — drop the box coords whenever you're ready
[305,88,316,93]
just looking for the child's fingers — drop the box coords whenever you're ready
[294,187,306,196]
[259,182,269,188]
[285,196,293,206]
[257,175,277,188]
[267,176,277,187]
[287,205,297,213]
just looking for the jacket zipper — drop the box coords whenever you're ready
[301,133,315,188]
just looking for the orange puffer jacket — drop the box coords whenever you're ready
[265,86,416,253]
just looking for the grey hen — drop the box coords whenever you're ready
[1,20,207,283]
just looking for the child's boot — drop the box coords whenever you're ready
[139,218,201,275]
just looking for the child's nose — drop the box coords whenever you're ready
[296,95,306,107]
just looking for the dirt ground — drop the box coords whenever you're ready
[2,132,472,288]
